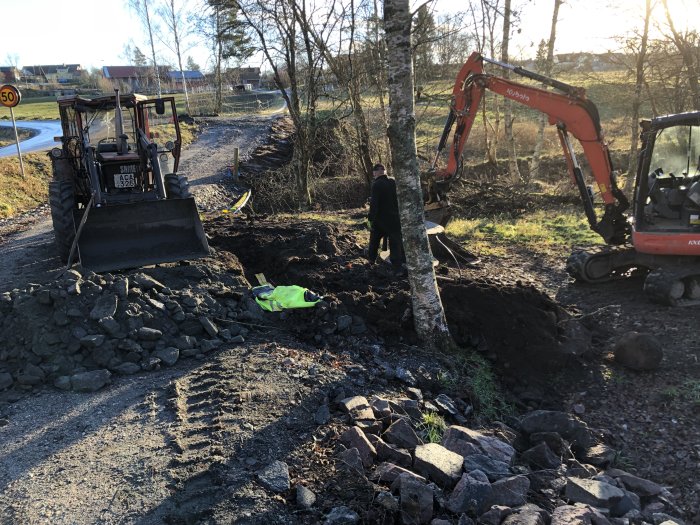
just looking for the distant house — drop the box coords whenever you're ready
[24,64,83,83]
[167,70,206,91]
[0,66,22,83]
[102,65,171,93]
[225,67,261,87]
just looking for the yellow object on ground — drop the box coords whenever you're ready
[253,284,322,312]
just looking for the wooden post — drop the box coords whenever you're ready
[232,147,239,180]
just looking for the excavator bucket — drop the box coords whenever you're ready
[75,198,210,272]
[425,221,480,268]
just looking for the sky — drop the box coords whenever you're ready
[1,0,699,72]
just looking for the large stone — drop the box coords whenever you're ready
[375,437,412,468]
[478,506,513,525]
[296,485,316,509]
[614,331,663,371]
[490,475,530,507]
[324,506,359,525]
[582,444,616,467]
[383,417,422,450]
[339,395,375,421]
[521,442,562,470]
[132,273,165,291]
[605,468,664,497]
[80,334,106,349]
[153,347,179,366]
[338,448,365,473]
[502,504,548,525]
[551,503,612,524]
[112,277,129,299]
[446,470,493,515]
[314,404,331,425]
[71,369,111,392]
[413,443,464,488]
[394,474,434,525]
[565,477,625,509]
[98,316,126,338]
[256,460,290,493]
[0,372,13,390]
[463,454,511,481]
[372,462,426,484]
[199,316,219,337]
[91,346,116,367]
[340,427,376,467]
[442,426,515,464]
[519,411,593,450]
[529,431,568,454]
[90,294,118,320]
[137,327,163,341]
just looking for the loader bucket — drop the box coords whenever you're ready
[75,198,210,272]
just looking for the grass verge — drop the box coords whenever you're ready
[0,153,52,218]
[445,206,604,256]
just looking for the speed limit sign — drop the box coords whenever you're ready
[0,84,21,108]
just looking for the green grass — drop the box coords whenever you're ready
[419,412,447,443]
[0,153,52,218]
[439,352,512,422]
[0,98,60,120]
[445,207,604,256]
[661,380,700,406]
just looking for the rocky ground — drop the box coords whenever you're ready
[0,116,697,525]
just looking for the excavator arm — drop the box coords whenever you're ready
[431,52,629,245]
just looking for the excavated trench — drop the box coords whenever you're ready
[207,215,590,382]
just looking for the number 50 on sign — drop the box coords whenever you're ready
[0,84,21,108]
[0,84,26,178]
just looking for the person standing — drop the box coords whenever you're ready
[367,163,404,270]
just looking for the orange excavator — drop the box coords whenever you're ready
[428,52,700,305]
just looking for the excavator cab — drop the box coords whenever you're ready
[633,115,700,254]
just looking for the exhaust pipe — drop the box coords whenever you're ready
[114,88,128,155]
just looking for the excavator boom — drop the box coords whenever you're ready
[433,52,629,244]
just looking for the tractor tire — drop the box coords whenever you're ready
[48,179,76,262]
[164,174,193,199]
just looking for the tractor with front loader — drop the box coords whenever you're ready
[48,90,209,272]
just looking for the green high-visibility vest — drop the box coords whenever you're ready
[254,285,320,312]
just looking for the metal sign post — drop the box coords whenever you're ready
[0,84,25,178]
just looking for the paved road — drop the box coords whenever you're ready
[0,120,62,157]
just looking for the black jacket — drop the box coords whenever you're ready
[369,175,401,233]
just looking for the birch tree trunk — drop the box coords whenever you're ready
[384,0,452,351]
[530,0,562,181]
[624,0,652,194]
[501,0,520,180]
[165,0,191,114]
[143,0,162,98]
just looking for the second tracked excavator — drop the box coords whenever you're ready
[427,52,700,305]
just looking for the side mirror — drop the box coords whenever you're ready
[155,99,165,115]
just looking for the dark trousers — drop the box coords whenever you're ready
[368,227,404,267]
